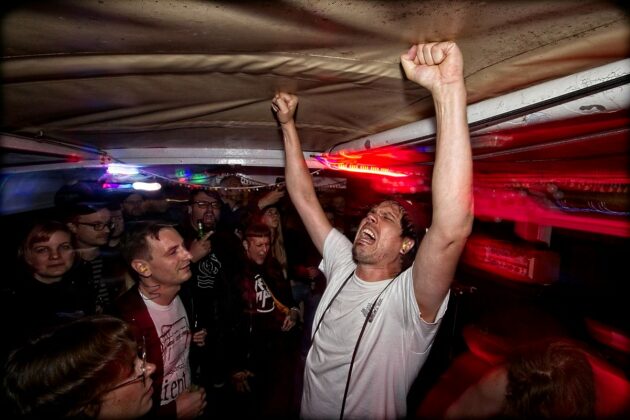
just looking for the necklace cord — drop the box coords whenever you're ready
[310,270,397,419]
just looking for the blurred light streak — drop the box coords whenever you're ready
[474,188,630,237]
[132,182,161,191]
[461,234,560,284]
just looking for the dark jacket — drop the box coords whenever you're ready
[1,263,96,363]
[176,222,243,386]
[231,255,297,374]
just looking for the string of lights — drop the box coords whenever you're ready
[103,163,347,192]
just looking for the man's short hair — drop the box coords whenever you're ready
[120,221,173,262]
[189,189,222,204]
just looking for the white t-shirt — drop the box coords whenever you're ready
[301,229,449,419]
[142,292,192,406]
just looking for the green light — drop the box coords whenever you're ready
[175,168,191,178]
[190,173,209,184]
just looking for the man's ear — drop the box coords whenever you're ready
[131,259,151,277]
[67,222,78,234]
[242,239,249,252]
[400,239,415,255]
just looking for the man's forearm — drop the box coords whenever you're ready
[431,81,473,237]
[282,120,317,209]
[273,92,332,252]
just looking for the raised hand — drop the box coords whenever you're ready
[271,92,299,124]
[189,231,213,263]
[400,41,464,93]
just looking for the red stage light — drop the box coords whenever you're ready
[66,154,82,163]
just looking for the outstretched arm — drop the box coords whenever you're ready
[401,42,474,322]
[272,93,332,254]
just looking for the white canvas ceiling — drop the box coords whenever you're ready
[1,0,628,170]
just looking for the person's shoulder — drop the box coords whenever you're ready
[324,228,351,251]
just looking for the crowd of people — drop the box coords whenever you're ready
[0,172,334,418]
[0,41,606,419]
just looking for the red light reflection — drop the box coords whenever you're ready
[585,318,630,354]
[66,154,82,163]
[318,112,628,237]
[461,234,560,284]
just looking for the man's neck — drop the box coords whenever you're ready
[355,264,399,282]
[139,280,180,306]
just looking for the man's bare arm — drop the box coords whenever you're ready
[401,42,474,322]
[272,93,332,254]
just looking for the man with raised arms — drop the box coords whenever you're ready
[271,41,473,419]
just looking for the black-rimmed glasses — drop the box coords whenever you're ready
[108,337,147,391]
[75,221,115,231]
[192,201,221,209]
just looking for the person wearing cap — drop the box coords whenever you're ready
[271,41,473,419]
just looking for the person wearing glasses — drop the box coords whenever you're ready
[114,222,208,418]
[271,41,473,419]
[62,193,127,313]
[176,190,243,415]
[2,315,156,419]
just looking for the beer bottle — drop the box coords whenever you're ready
[197,220,204,239]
